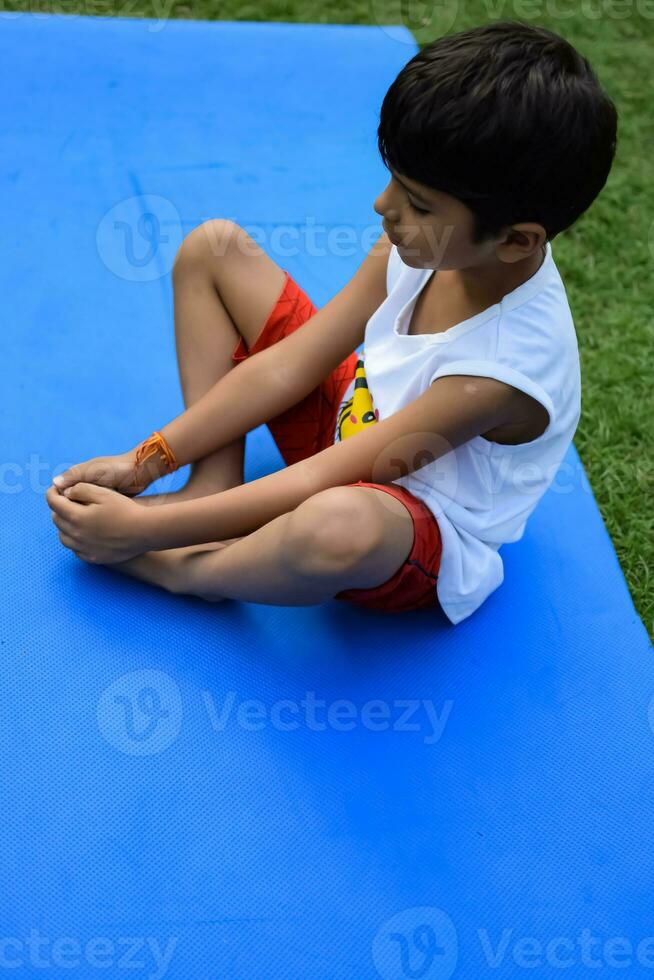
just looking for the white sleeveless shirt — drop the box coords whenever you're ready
[333,242,582,625]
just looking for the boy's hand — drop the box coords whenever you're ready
[46,483,153,565]
[51,449,159,496]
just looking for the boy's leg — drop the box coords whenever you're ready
[137,218,289,503]
[116,487,415,606]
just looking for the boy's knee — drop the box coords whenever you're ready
[173,218,241,274]
[284,489,384,575]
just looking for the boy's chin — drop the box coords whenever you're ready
[397,248,436,269]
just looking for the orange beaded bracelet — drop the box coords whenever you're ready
[134,431,179,475]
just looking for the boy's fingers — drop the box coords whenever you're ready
[53,463,114,489]
[46,485,61,507]
[51,509,75,532]
[53,462,104,488]
[64,482,101,504]
[52,467,81,488]
[46,485,73,514]
[46,484,92,514]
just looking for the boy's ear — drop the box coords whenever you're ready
[497,223,547,263]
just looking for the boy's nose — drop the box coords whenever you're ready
[373,197,400,221]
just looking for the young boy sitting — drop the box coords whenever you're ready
[46,20,618,624]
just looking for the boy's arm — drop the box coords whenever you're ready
[139,372,526,551]
[153,233,393,473]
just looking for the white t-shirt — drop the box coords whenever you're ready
[333,241,581,625]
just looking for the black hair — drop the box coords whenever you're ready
[377,20,618,242]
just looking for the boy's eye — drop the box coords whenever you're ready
[410,201,430,215]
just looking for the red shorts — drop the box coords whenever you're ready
[232,270,443,614]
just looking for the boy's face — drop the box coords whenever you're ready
[373,167,499,271]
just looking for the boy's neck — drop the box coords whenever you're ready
[442,243,547,308]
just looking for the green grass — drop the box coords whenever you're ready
[5,0,652,638]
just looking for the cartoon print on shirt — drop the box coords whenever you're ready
[335,358,380,441]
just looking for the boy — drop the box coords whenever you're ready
[46,20,618,624]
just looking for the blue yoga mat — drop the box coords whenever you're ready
[1,12,653,979]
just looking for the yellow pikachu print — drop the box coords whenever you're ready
[336,359,380,441]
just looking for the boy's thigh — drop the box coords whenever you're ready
[332,483,443,613]
[230,267,359,467]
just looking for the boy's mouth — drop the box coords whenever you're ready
[383,223,403,246]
